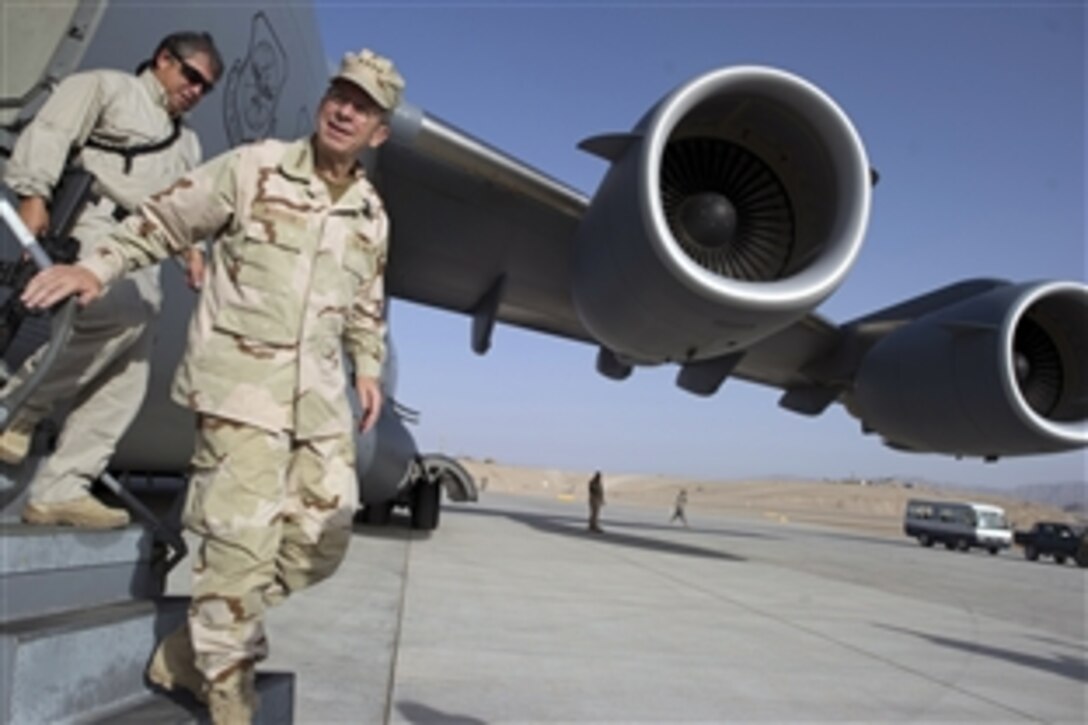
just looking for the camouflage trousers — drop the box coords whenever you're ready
[589,499,603,530]
[184,415,358,683]
[14,269,159,503]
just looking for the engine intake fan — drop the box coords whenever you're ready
[852,281,1088,458]
[662,137,794,282]
[572,66,871,364]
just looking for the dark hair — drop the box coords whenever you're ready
[137,31,224,80]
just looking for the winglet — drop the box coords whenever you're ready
[577,133,641,162]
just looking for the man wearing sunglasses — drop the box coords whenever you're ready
[1,31,223,529]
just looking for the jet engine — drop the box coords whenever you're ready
[572,66,871,364]
[851,281,1088,457]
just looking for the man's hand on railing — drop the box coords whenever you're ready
[21,264,102,309]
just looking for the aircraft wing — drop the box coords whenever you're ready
[379,112,592,349]
[377,109,845,391]
[375,70,1087,460]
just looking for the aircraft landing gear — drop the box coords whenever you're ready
[410,479,440,531]
[356,501,393,525]
[354,454,477,532]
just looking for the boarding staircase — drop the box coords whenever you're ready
[0,462,296,724]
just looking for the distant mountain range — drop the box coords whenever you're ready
[813,475,1088,517]
[1005,480,1088,514]
[946,480,1088,515]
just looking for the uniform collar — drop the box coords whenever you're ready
[138,68,173,115]
[279,137,317,183]
[281,138,372,214]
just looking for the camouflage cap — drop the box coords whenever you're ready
[334,48,404,110]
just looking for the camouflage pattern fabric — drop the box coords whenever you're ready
[78,135,388,681]
[80,137,388,439]
[185,414,358,682]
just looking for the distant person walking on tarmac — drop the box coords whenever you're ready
[587,470,605,533]
[670,487,689,527]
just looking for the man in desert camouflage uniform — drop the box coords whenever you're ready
[2,31,222,528]
[588,470,605,533]
[23,48,404,723]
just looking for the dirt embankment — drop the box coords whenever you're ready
[459,458,1080,539]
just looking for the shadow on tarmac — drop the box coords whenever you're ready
[351,512,432,541]
[878,623,1088,683]
[1029,632,1088,653]
[396,700,486,724]
[452,505,748,562]
[588,515,775,540]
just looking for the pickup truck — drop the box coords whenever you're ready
[1013,522,1087,566]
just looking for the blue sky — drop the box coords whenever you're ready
[317,2,1086,488]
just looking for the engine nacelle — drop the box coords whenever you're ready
[572,66,871,364]
[851,281,1088,457]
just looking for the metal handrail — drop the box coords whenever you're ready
[0,180,188,570]
[0,79,55,137]
[0,78,54,110]
[98,471,188,573]
[0,297,77,428]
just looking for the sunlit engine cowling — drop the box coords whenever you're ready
[571,66,871,364]
[852,282,1088,457]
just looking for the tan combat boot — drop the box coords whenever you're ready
[208,666,258,725]
[147,625,207,703]
[0,413,38,465]
[22,496,131,529]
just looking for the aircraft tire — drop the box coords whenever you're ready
[411,480,440,531]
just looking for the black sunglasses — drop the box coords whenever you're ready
[167,46,214,94]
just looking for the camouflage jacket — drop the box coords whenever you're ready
[80,137,389,438]
[4,68,201,261]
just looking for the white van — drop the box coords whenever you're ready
[903,499,1013,554]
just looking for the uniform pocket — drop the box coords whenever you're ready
[213,219,306,345]
[342,236,377,286]
[234,219,304,287]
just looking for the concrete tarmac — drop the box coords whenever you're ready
[173,492,1087,724]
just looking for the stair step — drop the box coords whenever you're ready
[0,597,187,724]
[86,672,295,724]
[0,523,163,624]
